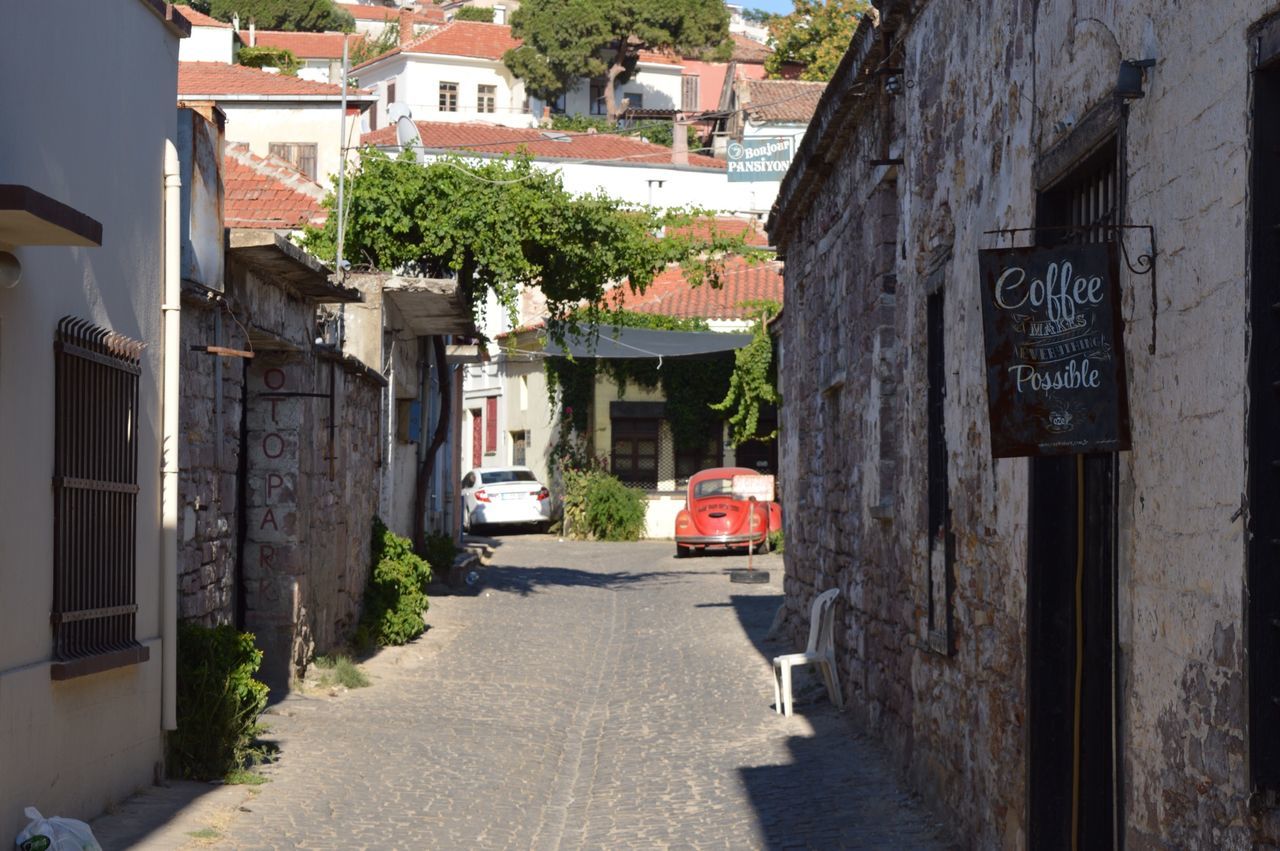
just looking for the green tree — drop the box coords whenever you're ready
[764,0,869,81]
[195,0,355,32]
[504,0,730,122]
[453,6,495,22]
[712,300,781,445]
[349,21,398,67]
[302,149,749,551]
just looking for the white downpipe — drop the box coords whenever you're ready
[161,140,182,731]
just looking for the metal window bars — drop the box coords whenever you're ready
[51,317,148,678]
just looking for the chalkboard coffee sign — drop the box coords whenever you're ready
[978,242,1131,457]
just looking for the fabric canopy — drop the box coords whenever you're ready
[550,327,753,360]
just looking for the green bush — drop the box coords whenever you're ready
[767,529,785,554]
[168,622,270,781]
[357,518,432,648]
[237,45,301,76]
[562,469,647,541]
[453,5,494,21]
[424,532,458,577]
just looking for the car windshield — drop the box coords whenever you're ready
[480,469,537,484]
[693,478,735,499]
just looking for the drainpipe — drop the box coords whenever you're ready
[161,140,182,731]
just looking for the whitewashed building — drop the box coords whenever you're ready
[0,0,189,838]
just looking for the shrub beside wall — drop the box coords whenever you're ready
[168,622,270,780]
[356,518,432,648]
[562,470,647,541]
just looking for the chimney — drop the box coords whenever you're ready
[399,9,414,46]
[541,105,552,127]
[249,18,255,46]
[672,113,689,166]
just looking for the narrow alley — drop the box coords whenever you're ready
[96,537,951,850]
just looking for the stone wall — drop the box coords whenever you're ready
[771,0,1280,846]
[178,294,248,625]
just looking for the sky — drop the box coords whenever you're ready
[739,0,795,14]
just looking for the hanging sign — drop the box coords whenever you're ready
[977,242,1131,457]
[726,137,793,182]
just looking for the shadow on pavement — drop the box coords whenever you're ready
[739,715,952,850]
[716,593,787,664]
[485,564,705,597]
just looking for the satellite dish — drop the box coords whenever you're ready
[395,114,427,163]
[387,102,411,124]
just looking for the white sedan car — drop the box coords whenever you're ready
[460,466,552,533]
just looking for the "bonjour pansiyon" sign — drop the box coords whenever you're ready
[977,242,1131,457]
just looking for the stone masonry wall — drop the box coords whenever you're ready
[178,295,248,624]
[776,0,1280,846]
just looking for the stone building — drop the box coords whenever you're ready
[768,2,1280,847]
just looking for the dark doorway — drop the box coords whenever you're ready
[1027,137,1121,849]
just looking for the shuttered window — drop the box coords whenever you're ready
[268,142,317,180]
[485,396,497,453]
[681,75,700,112]
[51,318,149,679]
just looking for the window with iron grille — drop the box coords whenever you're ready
[511,430,528,466]
[477,84,496,114]
[439,81,458,112]
[590,79,607,115]
[611,417,659,486]
[51,317,149,679]
[681,75,700,112]
[268,142,318,180]
[674,432,722,483]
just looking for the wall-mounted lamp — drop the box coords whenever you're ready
[878,67,905,97]
[1116,58,1156,99]
[0,250,21,289]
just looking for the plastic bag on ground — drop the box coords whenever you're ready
[14,807,102,851]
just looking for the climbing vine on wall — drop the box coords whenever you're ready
[711,300,781,446]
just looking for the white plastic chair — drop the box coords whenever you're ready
[772,588,843,716]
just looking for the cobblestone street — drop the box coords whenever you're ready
[98,537,953,849]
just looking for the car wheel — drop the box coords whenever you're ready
[675,545,688,558]
[755,536,771,555]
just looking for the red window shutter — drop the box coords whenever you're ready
[485,397,498,452]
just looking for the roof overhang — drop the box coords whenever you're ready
[0,185,102,247]
[228,230,361,302]
[353,273,475,336]
[190,93,377,106]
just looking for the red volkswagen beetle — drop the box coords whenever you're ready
[674,467,782,557]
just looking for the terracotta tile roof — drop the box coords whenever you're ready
[609,255,783,321]
[223,142,329,229]
[741,79,826,123]
[731,33,771,64]
[351,20,520,70]
[240,30,364,59]
[338,3,445,24]
[636,49,683,67]
[178,61,373,98]
[174,4,231,28]
[671,216,769,247]
[362,120,727,169]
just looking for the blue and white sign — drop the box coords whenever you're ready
[726,137,793,182]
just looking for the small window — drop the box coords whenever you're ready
[681,74,700,112]
[675,433,721,482]
[590,79,607,115]
[51,318,149,679]
[611,418,659,486]
[388,80,396,105]
[621,92,642,111]
[477,83,496,114]
[268,142,318,180]
[550,93,566,115]
[493,4,506,25]
[510,432,528,467]
[439,81,458,112]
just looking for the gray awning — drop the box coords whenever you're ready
[552,327,752,359]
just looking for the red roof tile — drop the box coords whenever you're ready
[609,255,783,320]
[731,33,771,64]
[223,142,329,229]
[672,216,769,247]
[741,79,826,123]
[179,61,373,98]
[175,4,232,28]
[353,20,520,68]
[362,120,726,169]
[240,30,364,59]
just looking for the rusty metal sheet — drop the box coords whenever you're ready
[978,242,1131,457]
